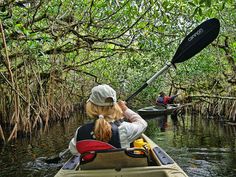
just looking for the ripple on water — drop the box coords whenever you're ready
[170,147,236,177]
[22,157,64,177]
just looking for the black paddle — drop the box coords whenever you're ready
[126,18,220,102]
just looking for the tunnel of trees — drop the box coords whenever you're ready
[0,0,235,143]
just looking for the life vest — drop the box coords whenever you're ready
[76,120,122,148]
[163,96,171,104]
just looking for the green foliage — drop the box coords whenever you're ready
[0,0,235,107]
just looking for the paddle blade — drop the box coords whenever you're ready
[171,18,220,64]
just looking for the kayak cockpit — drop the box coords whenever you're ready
[66,148,149,171]
[55,134,188,177]
[62,137,173,171]
[62,145,150,171]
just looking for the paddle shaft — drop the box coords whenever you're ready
[126,63,172,102]
[59,148,70,158]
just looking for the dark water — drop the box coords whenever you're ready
[0,112,236,177]
[145,113,236,177]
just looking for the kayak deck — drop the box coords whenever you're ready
[55,134,188,177]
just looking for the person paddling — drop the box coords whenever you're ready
[156,91,180,107]
[69,84,147,155]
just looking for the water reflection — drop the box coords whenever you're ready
[157,112,179,132]
[146,113,236,177]
[0,113,236,177]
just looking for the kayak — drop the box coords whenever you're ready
[54,134,188,177]
[137,104,180,119]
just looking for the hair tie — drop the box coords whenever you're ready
[98,115,104,119]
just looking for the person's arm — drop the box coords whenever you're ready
[118,101,147,143]
[169,93,181,103]
[123,108,147,127]
[123,109,147,143]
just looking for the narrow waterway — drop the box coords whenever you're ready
[0,112,236,177]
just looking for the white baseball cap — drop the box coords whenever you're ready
[88,84,117,106]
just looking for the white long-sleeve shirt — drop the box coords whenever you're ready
[69,109,147,155]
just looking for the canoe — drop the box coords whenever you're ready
[54,134,188,177]
[137,104,180,119]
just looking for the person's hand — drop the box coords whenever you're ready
[117,100,128,112]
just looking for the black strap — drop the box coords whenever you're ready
[152,147,174,165]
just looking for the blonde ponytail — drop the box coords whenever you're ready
[94,118,112,142]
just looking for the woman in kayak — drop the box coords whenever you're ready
[69,84,147,155]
